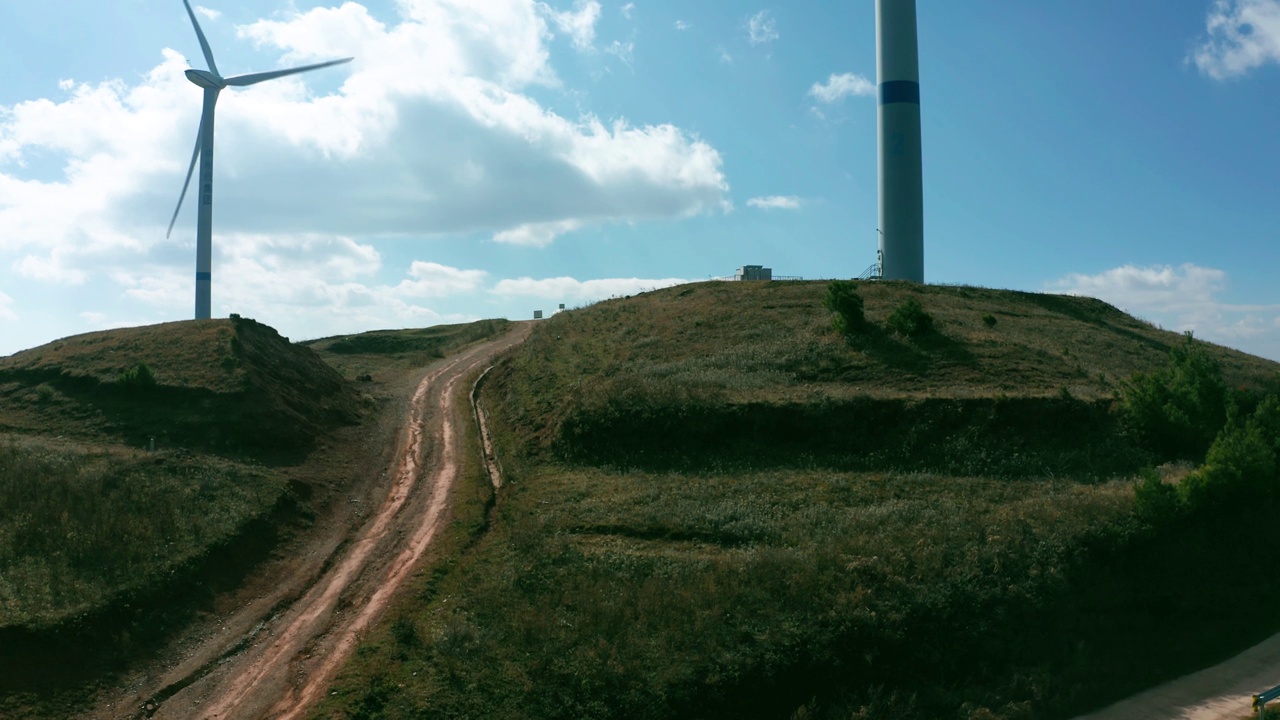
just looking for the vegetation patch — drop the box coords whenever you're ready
[305,319,513,378]
[317,282,1280,719]
[0,316,360,458]
[0,439,284,631]
[318,460,1280,720]
[886,296,935,337]
[823,279,866,335]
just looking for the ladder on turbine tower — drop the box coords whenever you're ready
[858,250,883,281]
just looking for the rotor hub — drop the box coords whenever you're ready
[184,69,224,90]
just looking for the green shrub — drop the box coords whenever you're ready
[1119,334,1226,461]
[1181,419,1277,511]
[982,314,997,328]
[115,361,157,390]
[887,297,934,337]
[1133,468,1180,524]
[823,280,865,335]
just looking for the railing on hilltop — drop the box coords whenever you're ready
[1254,683,1280,715]
[858,263,882,281]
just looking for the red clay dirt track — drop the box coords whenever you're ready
[87,324,529,720]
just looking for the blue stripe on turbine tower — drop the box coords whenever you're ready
[877,0,924,283]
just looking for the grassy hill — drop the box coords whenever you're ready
[0,315,516,716]
[303,318,513,379]
[316,281,1280,720]
[495,281,1275,477]
[0,315,365,708]
[0,314,360,457]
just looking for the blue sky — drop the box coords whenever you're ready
[1,1,1279,359]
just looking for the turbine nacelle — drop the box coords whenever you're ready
[184,69,224,90]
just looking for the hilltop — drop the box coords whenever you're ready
[0,316,517,719]
[0,314,360,457]
[493,281,1278,477]
[318,281,1280,720]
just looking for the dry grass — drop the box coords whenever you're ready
[0,315,359,456]
[0,319,247,392]
[304,318,513,379]
[313,282,1280,720]
[515,280,1277,404]
[0,435,284,630]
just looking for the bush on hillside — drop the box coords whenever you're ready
[1180,418,1277,511]
[1133,468,1181,524]
[1119,334,1227,461]
[115,362,157,390]
[982,313,998,328]
[887,297,934,337]
[823,280,865,335]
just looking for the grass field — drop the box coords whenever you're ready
[316,281,1280,720]
[0,315,516,719]
[304,318,513,378]
[0,314,360,457]
[0,437,283,630]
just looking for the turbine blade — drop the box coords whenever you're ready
[223,57,354,86]
[167,117,204,239]
[182,0,219,76]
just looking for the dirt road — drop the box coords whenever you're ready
[89,324,529,720]
[1074,631,1280,720]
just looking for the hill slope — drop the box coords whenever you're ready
[0,315,360,456]
[315,281,1280,720]
[495,281,1278,477]
[0,317,521,720]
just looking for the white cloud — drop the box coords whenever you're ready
[621,3,635,20]
[0,1,733,355]
[539,0,603,51]
[808,72,875,103]
[747,10,778,46]
[605,40,635,66]
[1191,0,1280,79]
[392,261,488,297]
[195,6,222,21]
[493,219,583,246]
[0,0,729,330]
[1048,263,1280,358]
[107,233,487,340]
[674,20,690,31]
[719,47,733,64]
[492,275,690,301]
[747,195,802,210]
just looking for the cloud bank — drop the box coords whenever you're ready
[1048,263,1280,359]
[1191,0,1280,78]
[0,0,731,350]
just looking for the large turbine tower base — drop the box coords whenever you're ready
[876,0,925,283]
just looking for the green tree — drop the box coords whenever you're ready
[116,361,157,390]
[823,280,865,335]
[1133,468,1181,524]
[1119,334,1226,460]
[886,297,934,337]
[1180,418,1277,511]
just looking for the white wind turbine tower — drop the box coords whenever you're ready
[167,0,353,320]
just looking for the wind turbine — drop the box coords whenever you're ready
[876,0,924,282]
[167,0,353,320]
